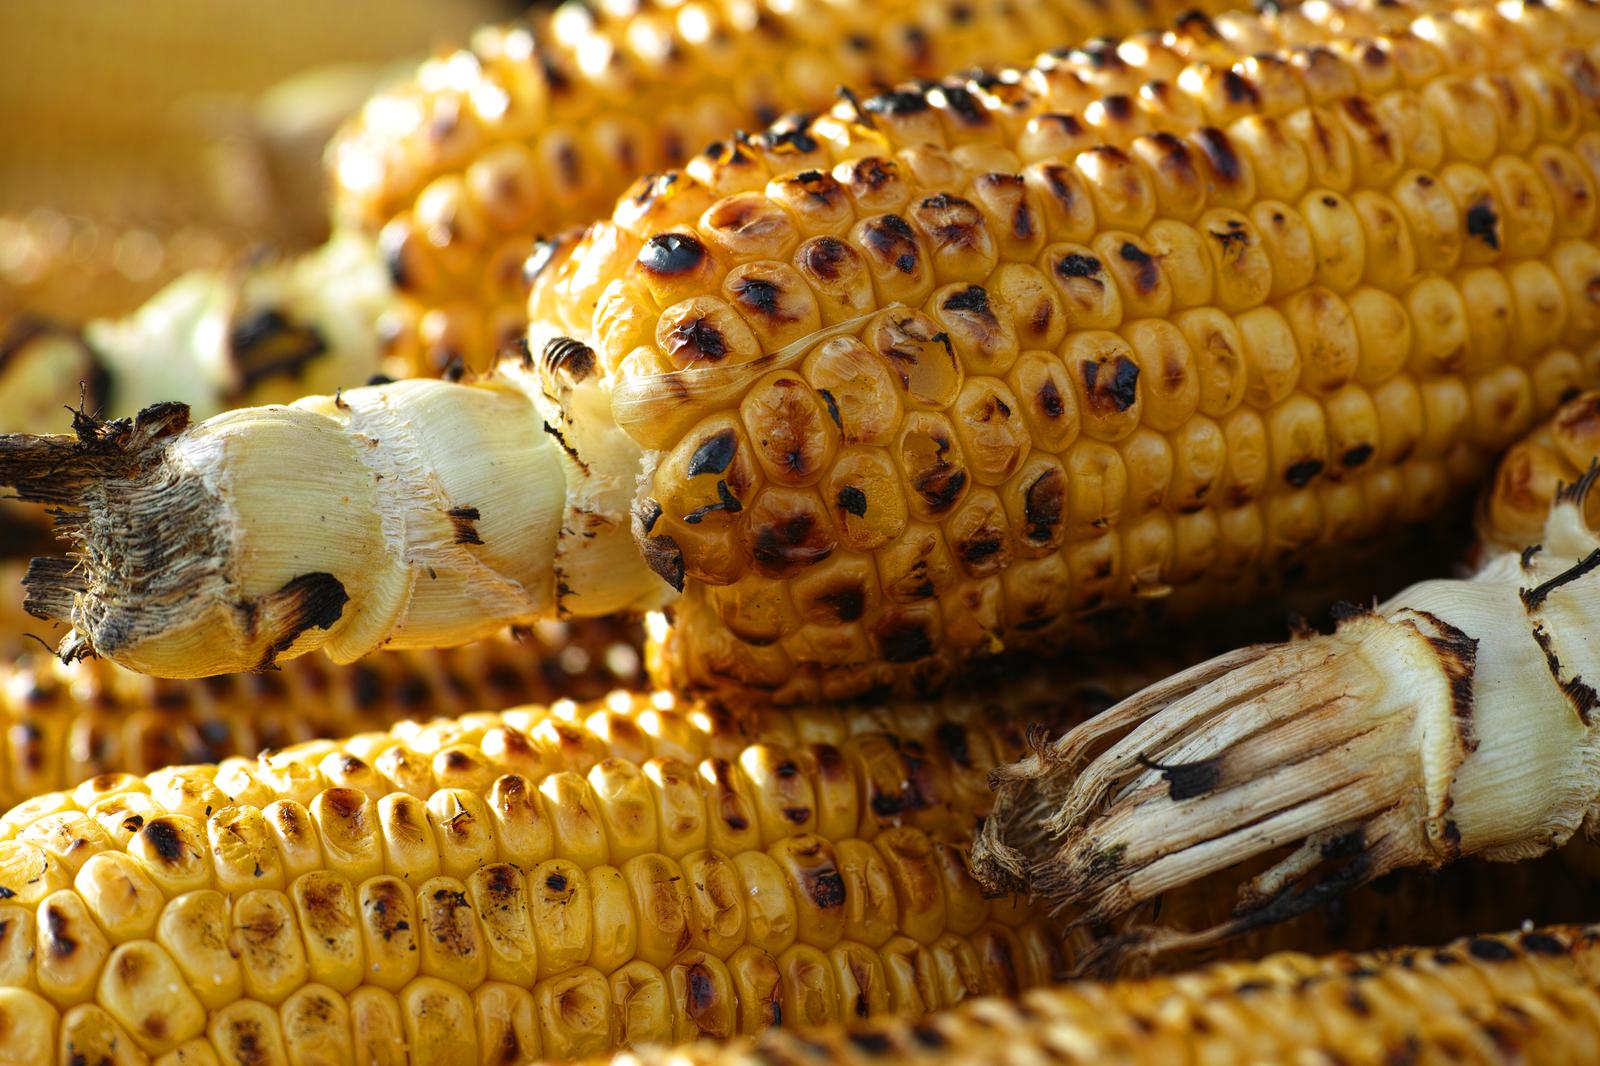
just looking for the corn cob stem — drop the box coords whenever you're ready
[8,0,1600,696]
[974,460,1600,960]
[598,925,1600,1066]
[0,686,1097,1062]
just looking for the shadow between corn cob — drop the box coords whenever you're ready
[5,0,1600,704]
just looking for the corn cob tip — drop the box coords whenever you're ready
[975,475,1600,956]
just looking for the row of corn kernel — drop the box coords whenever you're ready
[0,620,645,809]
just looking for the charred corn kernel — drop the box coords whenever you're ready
[70,0,1600,706]
[0,622,642,810]
[0,687,1106,1060]
[600,926,1600,1066]
[335,0,1258,376]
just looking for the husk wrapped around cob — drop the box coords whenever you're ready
[6,0,1600,703]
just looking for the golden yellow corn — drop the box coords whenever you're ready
[599,925,1600,1066]
[0,620,644,811]
[9,0,1600,701]
[333,0,1273,377]
[0,687,1102,1063]
[1481,387,1600,554]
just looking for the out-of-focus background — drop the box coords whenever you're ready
[0,0,519,321]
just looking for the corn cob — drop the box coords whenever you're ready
[598,925,1600,1066]
[332,0,1276,378]
[9,0,1600,697]
[1481,386,1600,555]
[1,0,1282,443]
[0,620,645,811]
[973,432,1600,960]
[0,686,1107,1064]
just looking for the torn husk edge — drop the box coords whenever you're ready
[973,474,1600,965]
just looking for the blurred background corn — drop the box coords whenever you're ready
[599,924,1600,1065]
[517,0,1600,701]
[0,0,513,323]
[332,0,1273,377]
[0,688,1114,1062]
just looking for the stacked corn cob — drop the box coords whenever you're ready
[10,0,1600,704]
[0,688,1102,1062]
[603,925,1600,1064]
[331,0,1264,377]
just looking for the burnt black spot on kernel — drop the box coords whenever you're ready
[1193,127,1243,183]
[1025,469,1065,541]
[753,512,825,565]
[635,497,662,533]
[818,585,866,622]
[864,89,930,115]
[848,1032,893,1054]
[44,905,75,957]
[818,389,842,429]
[910,1024,947,1049]
[1466,202,1501,249]
[641,535,685,592]
[1081,355,1140,413]
[1037,378,1065,419]
[1119,241,1161,294]
[1342,443,1374,468]
[683,481,742,524]
[938,84,986,125]
[1221,70,1260,106]
[1056,253,1103,279]
[880,621,935,663]
[688,430,738,477]
[668,316,728,362]
[960,537,1002,563]
[934,721,971,767]
[837,485,868,517]
[731,276,786,319]
[914,462,967,512]
[1100,95,1136,122]
[639,232,708,275]
[942,285,993,317]
[1284,459,1325,487]
[1519,932,1566,955]
[801,237,853,280]
[758,124,820,155]
[862,215,921,274]
[1468,937,1518,962]
[545,872,569,893]
[142,820,187,864]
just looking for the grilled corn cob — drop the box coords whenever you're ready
[1481,386,1600,555]
[0,620,645,811]
[973,432,1600,959]
[1,0,1276,440]
[0,687,1099,1063]
[9,0,1600,698]
[598,925,1600,1066]
[333,0,1274,377]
